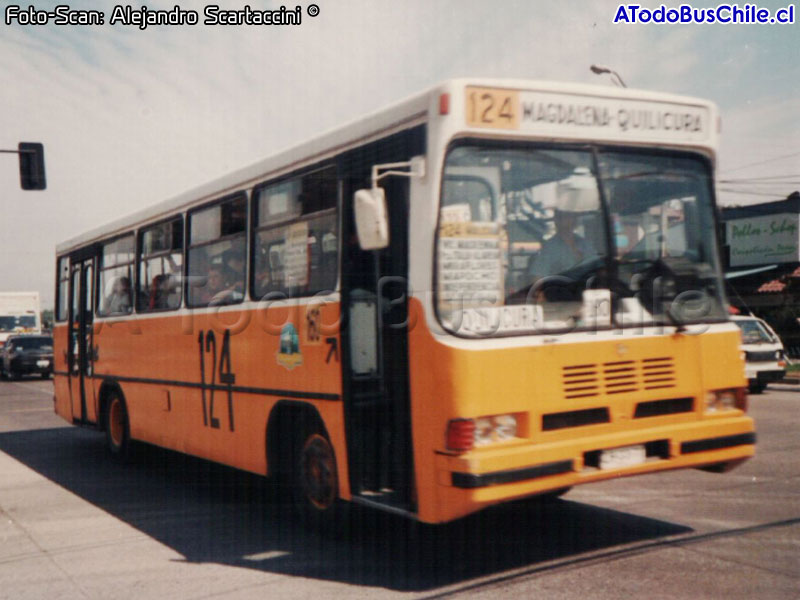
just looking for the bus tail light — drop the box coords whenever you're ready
[446,419,475,451]
[705,388,747,413]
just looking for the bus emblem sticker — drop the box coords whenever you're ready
[277,323,303,370]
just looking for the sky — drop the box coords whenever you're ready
[0,0,798,308]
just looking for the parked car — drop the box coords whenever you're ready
[0,334,53,380]
[732,316,786,393]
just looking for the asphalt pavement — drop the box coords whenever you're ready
[0,378,798,599]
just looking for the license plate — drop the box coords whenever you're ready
[599,444,646,470]
[36,360,49,368]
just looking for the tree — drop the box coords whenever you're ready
[41,309,54,331]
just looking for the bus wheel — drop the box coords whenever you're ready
[292,431,342,529]
[104,391,132,463]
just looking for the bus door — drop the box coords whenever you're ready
[68,254,96,425]
[340,141,421,514]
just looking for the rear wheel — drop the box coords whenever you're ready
[290,429,346,532]
[104,391,132,462]
[297,433,338,511]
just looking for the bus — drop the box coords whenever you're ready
[53,79,756,525]
[0,291,42,346]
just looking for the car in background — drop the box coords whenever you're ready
[0,334,53,380]
[732,316,786,393]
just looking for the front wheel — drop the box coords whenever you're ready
[104,391,132,462]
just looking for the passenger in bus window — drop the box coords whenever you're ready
[255,256,273,297]
[106,276,132,314]
[528,208,598,280]
[148,274,174,310]
[187,251,209,305]
[222,249,245,294]
[201,264,242,306]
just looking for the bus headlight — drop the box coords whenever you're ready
[447,414,519,451]
[704,388,747,413]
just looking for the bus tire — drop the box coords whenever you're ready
[291,429,344,531]
[538,486,571,501]
[104,390,132,463]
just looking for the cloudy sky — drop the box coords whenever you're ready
[1,0,798,308]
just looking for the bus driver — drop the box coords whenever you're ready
[528,167,602,281]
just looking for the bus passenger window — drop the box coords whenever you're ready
[252,166,338,300]
[138,217,183,312]
[98,235,135,317]
[187,194,246,308]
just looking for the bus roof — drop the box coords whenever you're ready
[57,78,717,254]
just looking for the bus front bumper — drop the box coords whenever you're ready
[433,415,755,517]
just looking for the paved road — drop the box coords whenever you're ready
[0,379,797,599]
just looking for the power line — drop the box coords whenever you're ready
[720,151,800,174]
[717,189,789,199]
[719,174,800,182]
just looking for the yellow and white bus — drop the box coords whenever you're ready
[53,79,755,524]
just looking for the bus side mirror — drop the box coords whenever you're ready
[19,142,46,190]
[353,188,389,250]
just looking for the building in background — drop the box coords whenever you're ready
[721,191,800,355]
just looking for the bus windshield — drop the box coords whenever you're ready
[0,315,37,332]
[437,144,726,336]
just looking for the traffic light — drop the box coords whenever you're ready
[18,142,46,190]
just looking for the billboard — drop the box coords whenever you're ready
[727,212,800,267]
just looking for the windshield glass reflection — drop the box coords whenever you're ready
[436,144,726,336]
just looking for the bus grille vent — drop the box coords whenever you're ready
[542,408,610,431]
[634,397,694,418]
[641,357,677,390]
[562,357,676,398]
[603,360,637,394]
[562,364,601,398]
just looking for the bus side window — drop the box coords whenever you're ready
[98,235,135,317]
[187,194,246,308]
[138,217,184,312]
[252,165,338,300]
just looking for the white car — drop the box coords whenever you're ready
[732,315,786,393]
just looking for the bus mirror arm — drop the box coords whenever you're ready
[370,156,425,189]
[354,157,425,251]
